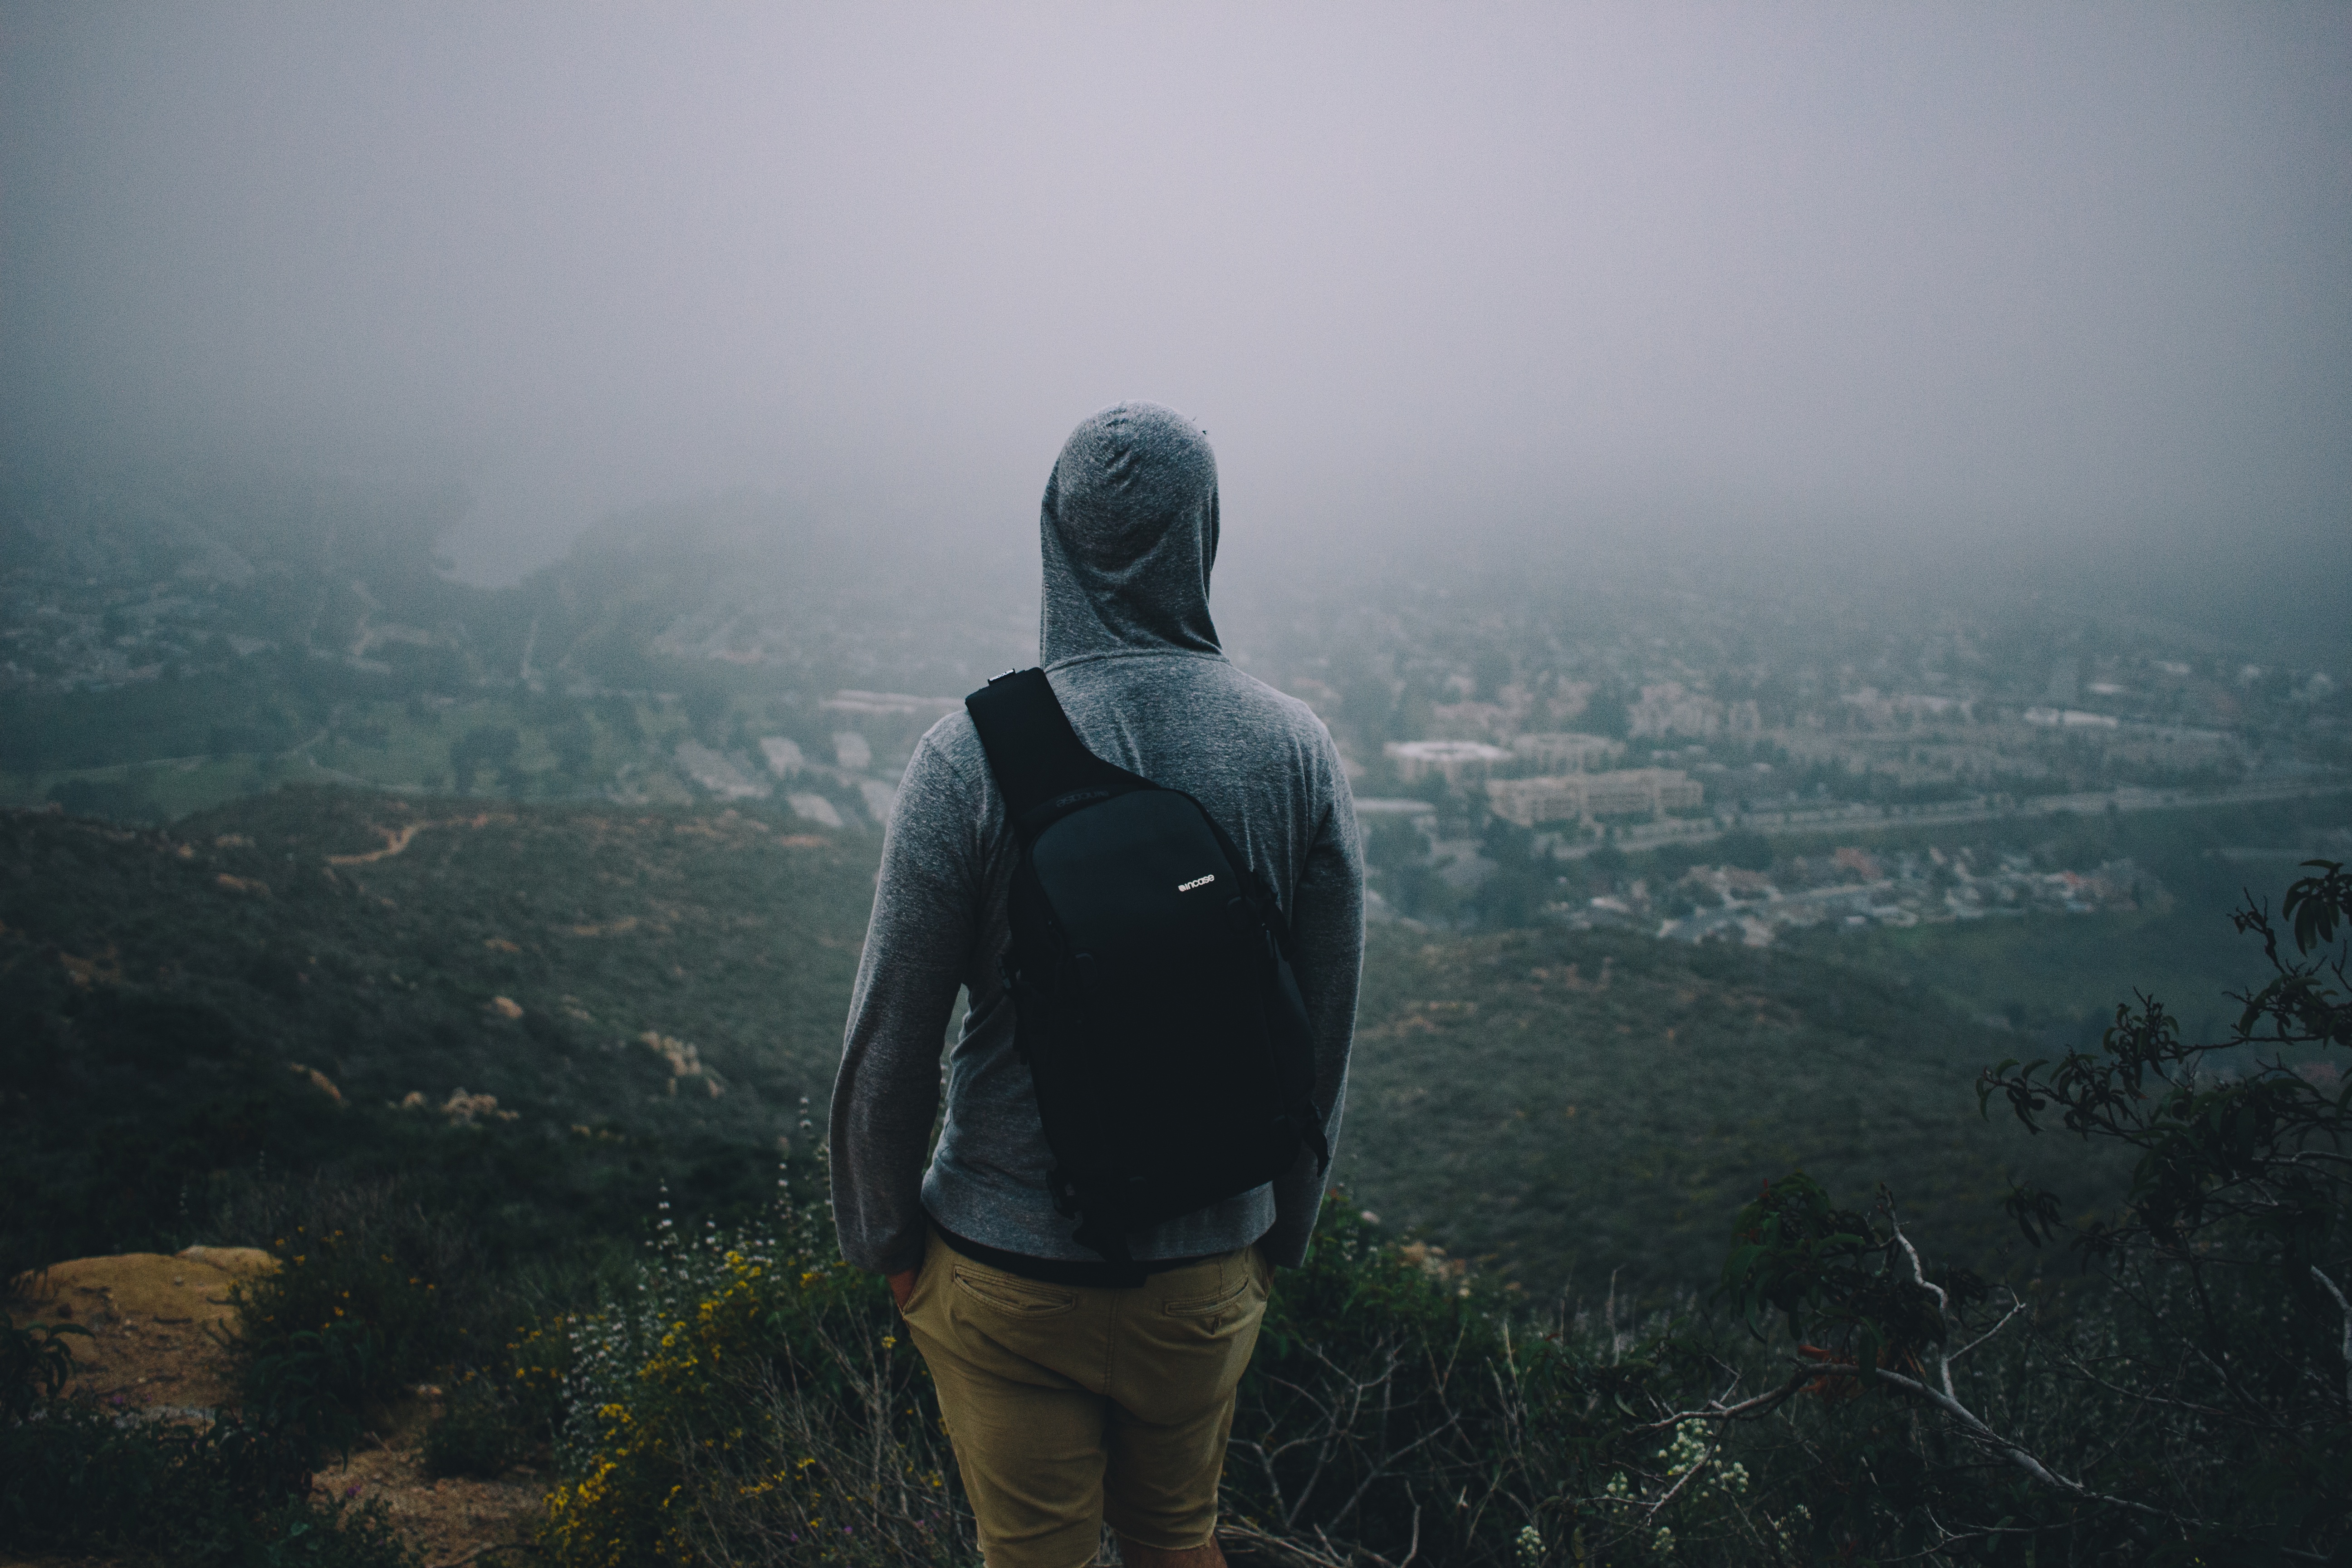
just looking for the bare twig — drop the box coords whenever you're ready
[1638,1367,1815,1432]
[1637,1422,1722,1522]
[1794,1358,2165,1520]
[2312,1265,2352,1410]
[1945,1294,2029,1369]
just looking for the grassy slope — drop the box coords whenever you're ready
[1335,923,2119,1299]
[1800,907,2244,1044]
[0,788,877,1273]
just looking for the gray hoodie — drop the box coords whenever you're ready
[828,402,1363,1274]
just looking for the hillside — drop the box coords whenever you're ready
[0,466,1031,824]
[0,787,879,1277]
[1336,922,2111,1297]
[6,784,2142,1301]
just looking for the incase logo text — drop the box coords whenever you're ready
[1176,874,1217,893]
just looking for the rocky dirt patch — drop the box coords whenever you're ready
[7,1250,542,1568]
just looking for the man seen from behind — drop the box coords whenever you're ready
[830,401,1364,1568]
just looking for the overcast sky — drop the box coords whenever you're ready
[4,3,2346,592]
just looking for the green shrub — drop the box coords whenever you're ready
[0,1401,417,1566]
[246,1494,420,1568]
[231,1218,441,1422]
[421,1376,528,1480]
[538,1186,971,1567]
[1225,1206,1812,1566]
[1693,861,2352,1564]
[1,1314,88,1422]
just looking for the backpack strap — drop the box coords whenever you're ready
[1193,799,1331,1176]
[1193,804,1302,963]
[965,668,1151,841]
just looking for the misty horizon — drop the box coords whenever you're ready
[4,2,2346,618]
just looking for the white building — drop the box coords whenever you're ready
[758,736,806,777]
[832,731,874,771]
[856,778,899,822]
[1487,768,1704,827]
[674,740,771,802]
[2023,707,2120,729]
[1510,732,1623,773]
[1352,797,1441,829]
[1628,682,1759,740]
[823,690,962,720]
[1384,739,1511,785]
[787,792,844,829]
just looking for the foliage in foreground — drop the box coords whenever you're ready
[521,1171,1829,1566]
[216,1172,639,1481]
[1700,861,2352,1564]
[0,1316,416,1567]
[529,866,2350,1566]
[0,1173,605,1566]
[538,1184,971,1567]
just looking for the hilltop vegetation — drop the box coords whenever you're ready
[0,787,877,1279]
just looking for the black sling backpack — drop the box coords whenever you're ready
[965,667,1329,1278]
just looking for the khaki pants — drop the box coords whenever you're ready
[902,1227,1271,1568]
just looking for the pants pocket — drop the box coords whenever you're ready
[1162,1271,1252,1329]
[950,1264,1080,1319]
[1157,1251,1267,1340]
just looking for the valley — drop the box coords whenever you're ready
[4,782,2234,1305]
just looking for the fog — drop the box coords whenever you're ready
[5,3,2347,602]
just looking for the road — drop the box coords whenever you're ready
[1552,777,2352,861]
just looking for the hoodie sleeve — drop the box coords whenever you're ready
[828,732,980,1274]
[1258,742,1364,1267]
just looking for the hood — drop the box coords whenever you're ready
[1039,401,1222,664]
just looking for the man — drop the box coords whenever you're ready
[830,401,1363,1568]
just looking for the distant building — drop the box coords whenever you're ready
[758,736,806,777]
[823,691,961,719]
[1840,688,1975,728]
[1486,768,1703,827]
[1510,732,1623,773]
[1427,699,1517,741]
[1352,797,1441,829]
[1384,739,1511,785]
[787,792,844,830]
[674,740,770,802]
[1486,776,1577,827]
[856,778,898,822]
[1628,682,1757,740]
[1832,846,1886,882]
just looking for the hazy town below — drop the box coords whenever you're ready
[5,463,2345,1047]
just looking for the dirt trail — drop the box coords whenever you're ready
[7,1250,541,1567]
[327,813,510,866]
